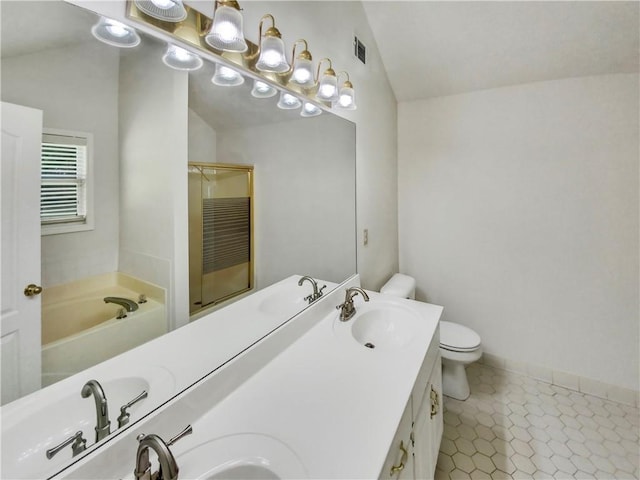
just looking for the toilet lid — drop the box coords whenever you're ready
[440,321,481,352]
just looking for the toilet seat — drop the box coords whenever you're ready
[440,321,481,352]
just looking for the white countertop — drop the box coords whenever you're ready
[56,280,442,480]
[170,291,442,479]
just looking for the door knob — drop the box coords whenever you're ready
[24,284,43,297]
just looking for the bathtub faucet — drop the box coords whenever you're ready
[81,380,111,443]
[104,297,139,312]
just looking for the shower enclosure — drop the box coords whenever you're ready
[188,163,253,315]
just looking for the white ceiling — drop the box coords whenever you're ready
[362,1,640,102]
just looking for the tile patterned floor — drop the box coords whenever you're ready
[434,363,640,479]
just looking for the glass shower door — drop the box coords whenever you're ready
[188,163,253,315]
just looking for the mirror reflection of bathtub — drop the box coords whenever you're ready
[41,273,166,386]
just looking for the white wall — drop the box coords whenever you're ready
[1,43,120,287]
[398,74,639,391]
[216,115,356,289]
[118,41,190,329]
[188,109,217,164]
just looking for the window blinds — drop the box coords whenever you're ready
[40,133,87,225]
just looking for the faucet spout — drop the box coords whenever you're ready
[134,426,191,480]
[104,297,139,312]
[81,380,111,442]
[298,276,327,304]
[336,287,370,322]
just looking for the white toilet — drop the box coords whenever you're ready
[380,273,482,401]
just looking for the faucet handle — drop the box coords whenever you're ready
[117,390,149,428]
[167,424,193,446]
[46,431,87,459]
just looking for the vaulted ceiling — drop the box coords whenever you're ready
[362,1,640,102]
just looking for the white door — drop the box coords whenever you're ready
[1,101,43,405]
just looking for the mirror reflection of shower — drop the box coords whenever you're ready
[188,164,253,315]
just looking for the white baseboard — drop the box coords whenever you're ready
[479,352,639,408]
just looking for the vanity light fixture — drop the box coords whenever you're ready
[133,0,187,22]
[212,64,245,86]
[254,14,290,74]
[91,17,141,48]
[287,39,314,87]
[300,102,322,117]
[276,92,302,110]
[315,58,338,102]
[162,44,203,71]
[204,1,248,53]
[251,80,277,98]
[334,72,357,110]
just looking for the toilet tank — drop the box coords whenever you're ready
[380,273,416,299]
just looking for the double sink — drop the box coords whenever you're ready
[38,275,440,480]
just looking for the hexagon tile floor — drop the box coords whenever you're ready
[434,362,639,479]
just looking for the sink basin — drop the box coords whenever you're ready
[348,305,418,350]
[177,433,307,480]
[1,366,175,480]
[208,464,280,479]
[258,290,309,317]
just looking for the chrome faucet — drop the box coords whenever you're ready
[134,425,193,480]
[336,287,370,321]
[298,276,326,304]
[104,296,139,312]
[81,380,111,442]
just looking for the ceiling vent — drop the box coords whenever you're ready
[354,36,366,65]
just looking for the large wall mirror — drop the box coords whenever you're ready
[1,0,355,475]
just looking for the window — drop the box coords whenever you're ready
[40,129,94,235]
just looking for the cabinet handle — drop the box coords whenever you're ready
[430,386,440,419]
[390,440,408,476]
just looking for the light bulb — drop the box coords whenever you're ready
[215,21,239,42]
[251,80,277,98]
[277,92,301,110]
[212,64,244,86]
[105,22,128,37]
[162,44,203,71]
[292,66,311,84]
[91,17,141,48]
[319,83,336,98]
[151,0,175,8]
[339,95,352,107]
[205,5,248,53]
[301,102,322,117]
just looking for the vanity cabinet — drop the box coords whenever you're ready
[381,328,443,480]
[380,397,414,480]
[412,352,443,479]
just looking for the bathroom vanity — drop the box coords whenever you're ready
[10,275,444,480]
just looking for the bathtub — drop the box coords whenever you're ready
[41,273,167,387]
